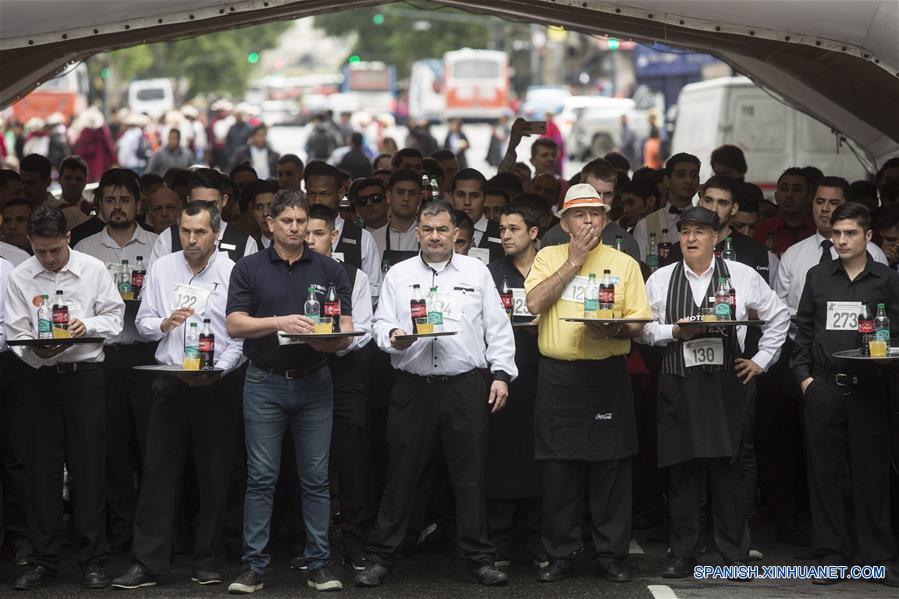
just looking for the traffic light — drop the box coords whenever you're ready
[348,55,361,64]
[372,13,384,25]
[607,38,620,51]
[247,52,260,64]
[100,67,110,79]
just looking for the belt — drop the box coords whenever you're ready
[38,362,101,375]
[249,360,326,380]
[399,369,477,384]
[814,369,883,387]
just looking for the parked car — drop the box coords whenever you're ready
[568,86,662,160]
[521,85,570,120]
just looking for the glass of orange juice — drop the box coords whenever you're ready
[416,317,434,334]
[701,308,716,322]
[868,339,888,358]
[314,317,333,334]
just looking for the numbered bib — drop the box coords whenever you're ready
[560,275,591,304]
[683,338,724,368]
[826,301,861,331]
[172,283,212,315]
[511,288,533,317]
[468,247,490,265]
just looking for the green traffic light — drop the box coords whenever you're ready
[247,52,260,64]
[100,67,110,79]
[372,14,384,25]
[607,38,620,51]
[348,55,361,64]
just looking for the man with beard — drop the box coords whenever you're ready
[485,202,545,569]
[753,167,816,255]
[74,169,159,553]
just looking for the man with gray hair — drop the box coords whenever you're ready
[111,201,244,590]
[354,199,516,588]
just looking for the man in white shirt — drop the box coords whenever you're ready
[355,200,516,588]
[73,168,159,553]
[111,201,244,590]
[147,168,257,266]
[639,206,789,579]
[633,153,701,260]
[303,204,373,570]
[6,205,124,590]
[304,161,381,300]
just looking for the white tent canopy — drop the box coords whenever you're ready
[2,0,897,167]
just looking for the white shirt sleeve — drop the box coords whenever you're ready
[147,229,173,269]
[632,217,649,261]
[244,235,259,257]
[360,227,382,301]
[371,267,404,354]
[773,245,795,313]
[742,268,790,370]
[336,269,373,357]
[0,258,10,353]
[82,266,127,339]
[637,267,677,346]
[870,242,888,265]
[135,258,167,341]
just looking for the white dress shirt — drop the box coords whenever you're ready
[0,257,11,353]
[135,250,244,373]
[639,259,790,371]
[372,252,517,379]
[334,215,382,300]
[259,235,272,249]
[337,267,373,356]
[774,231,887,320]
[632,207,683,261]
[249,145,271,179]
[367,222,420,254]
[5,249,125,368]
[0,241,30,266]
[147,222,258,268]
[74,225,159,345]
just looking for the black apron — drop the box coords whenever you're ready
[335,220,364,270]
[535,356,638,462]
[656,258,745,468]
[380,226,418,274]
[477,219,505,263]
[486,258,541,498]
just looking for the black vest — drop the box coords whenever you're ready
[477,219,505,263]
[169,222,250,264]
[336,220,363,270]
[341,260,358,291]
[661,258,739,377]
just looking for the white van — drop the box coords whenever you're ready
[671,76,870,192]
[127,78,175,118]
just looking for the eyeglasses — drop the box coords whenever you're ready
[355,193,385,206]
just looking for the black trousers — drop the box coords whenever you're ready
[541,458,632,561]
[131,373,240,574]
[104,343,156,547]
[803,376,896,564]
[487,497,543,562]
[329,344,371,557]
[755,339,805,522]
[669,458,748,563]
[26,367,106,568]
[366,370,494,567]
[364,348,395,528]
[1,352,30,543]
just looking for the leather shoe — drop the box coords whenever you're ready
[14,565,57,590]
[876,564,899,588]
[112,563,158,589]
[354,563,390,587]
[536,559,575,582]
[83,561,110,589]
[467,564,508,586]
[662,557,697,579]
[594,557,632,582]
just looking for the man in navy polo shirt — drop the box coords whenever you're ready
[225,189,354,594]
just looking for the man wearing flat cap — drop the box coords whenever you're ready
[638,206,789,579]
[525,183,652,584]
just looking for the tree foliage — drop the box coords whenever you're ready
[91,22,291,100]
[313,3,490,78]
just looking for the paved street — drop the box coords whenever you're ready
[3,517,895,597]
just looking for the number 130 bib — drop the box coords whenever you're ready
[683,338,724,368]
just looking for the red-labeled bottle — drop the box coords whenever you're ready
[324,282,341,332]
[51,289,69,338]
[500,276,513,318]
[199,318,215,370]
[410,283,426,333]
[858,303,873,356]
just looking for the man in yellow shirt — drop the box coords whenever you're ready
[524,184,651,584]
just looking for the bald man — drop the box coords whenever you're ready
[144,187,182,234]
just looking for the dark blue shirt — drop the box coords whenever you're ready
[227,244,353,370]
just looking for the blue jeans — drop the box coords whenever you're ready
[241,365,333,573]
